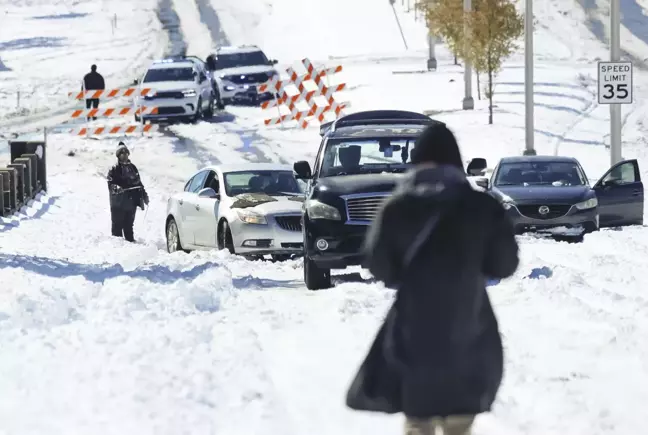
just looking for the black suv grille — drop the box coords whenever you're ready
[517,204,571,219]
[225,73,271,84]
[345,195,389,222]
[275,215,302,231]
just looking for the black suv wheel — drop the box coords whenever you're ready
[304,255,331,290]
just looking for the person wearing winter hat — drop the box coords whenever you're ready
[346,123,519,435]
[106,141,149,242]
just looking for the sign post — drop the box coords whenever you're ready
[597,60,632,165]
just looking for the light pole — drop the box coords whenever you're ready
[427,32,437,71]
[610,0,622,164]
[523,0,536,155]
[462,0,474,109]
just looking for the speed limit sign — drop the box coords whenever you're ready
[598,61,633,104]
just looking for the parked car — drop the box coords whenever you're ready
[472,155,644,234]
[133,57,216,122]
[292,109,485,290]
[165,163,305,260]
[204,45,279,105]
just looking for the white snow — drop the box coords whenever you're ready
[1,0,648,434]
[0,0,166,127]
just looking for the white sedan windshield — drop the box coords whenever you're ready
[224,170,302,196]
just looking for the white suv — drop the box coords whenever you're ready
[134,58,215,122]
[205,45,279,105]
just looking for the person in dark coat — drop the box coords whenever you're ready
[107,142,149,242]
[83,64,105,121]
[345,123,519,435]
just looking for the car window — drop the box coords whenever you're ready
[143,67,195,83]
[203,170,220,193]
[188,171,209,193]
[213,51,269,69]
[223,170,301,196]
[494,161,586,187]
[319,138,413,177]
[603,161,637,185]
[184,176,194,192]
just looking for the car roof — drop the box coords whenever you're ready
[148,60,195,70]
[328,123,430,139]
[216,45,263,54]
[499,155,580,164]
[201,163,293,173]
[323,110,441,139]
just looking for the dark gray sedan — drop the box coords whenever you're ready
[468,155,644,235]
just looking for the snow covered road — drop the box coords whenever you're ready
[1,0,648,433]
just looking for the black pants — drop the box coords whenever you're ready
[85,98,99,121]
[111,206,137,242]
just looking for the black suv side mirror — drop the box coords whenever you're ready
[269,59,278,65]
[467,157,487,175]
[294,161,312,179]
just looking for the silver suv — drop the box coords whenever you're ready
[205,45,279,105]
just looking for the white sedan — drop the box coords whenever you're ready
[165,163,305,260]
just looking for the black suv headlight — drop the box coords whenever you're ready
[306,199,341,220]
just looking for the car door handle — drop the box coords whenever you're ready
[632,189,642,196]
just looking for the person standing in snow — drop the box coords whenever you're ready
[345,123,519,435]
[82,64,105,121]
[107,142,149,242]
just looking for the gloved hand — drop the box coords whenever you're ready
[111,185,123,194]
[143,191,149,205]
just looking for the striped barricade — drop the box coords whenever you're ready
[65,86,158,138]
[69,106,158,119]
[257,58,349,129]
[65,124,158,136]
[68,88,155,99]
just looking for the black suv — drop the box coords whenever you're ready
[293,110,446,290]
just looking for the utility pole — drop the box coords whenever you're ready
[610,0,622,164]
[523,0,536,155]
[462,0,474,110]
[427,32,437,70]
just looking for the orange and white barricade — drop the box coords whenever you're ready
[65,84,158,138]
[257,58,349,129]
[65,124,157,136]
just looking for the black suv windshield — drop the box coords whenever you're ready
[215,51,269,69]
[224,170,302,196]
[495,162,587,187]
[320,138,413,177]
[143,67,194,82]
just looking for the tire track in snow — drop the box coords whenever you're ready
[552,75,600,155]
[195,0,231,46]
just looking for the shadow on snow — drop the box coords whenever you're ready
[0,196,61,233]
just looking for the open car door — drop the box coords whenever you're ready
[593,159,644,228]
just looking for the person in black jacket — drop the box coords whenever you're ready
[346,123,519,435]
[83,64,105,121]
[107,142,149,242]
